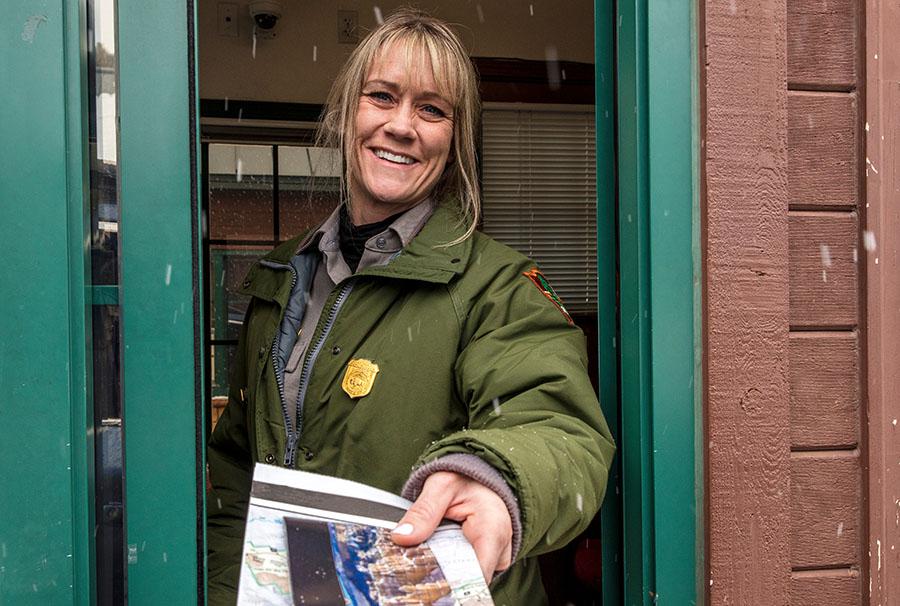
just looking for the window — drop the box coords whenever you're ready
[203,141,340,429]
[481,106,598,314]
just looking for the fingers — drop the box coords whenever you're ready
[391,471,514,585]
[464,515,513,582]
[391,472,458,546]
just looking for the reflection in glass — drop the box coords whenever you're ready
[87,0,126,602]
[91,305,124,605]
[208,144,274,241]
[88,0,119,285]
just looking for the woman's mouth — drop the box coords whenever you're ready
[373,149,416,165]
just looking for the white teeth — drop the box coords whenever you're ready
[374,149,414,164]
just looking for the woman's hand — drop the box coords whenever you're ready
[391,471,513,583]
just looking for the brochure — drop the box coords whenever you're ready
[237,464,494,605]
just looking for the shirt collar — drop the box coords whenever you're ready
[296,197,437,256]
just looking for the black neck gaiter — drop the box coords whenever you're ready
[338,205,404,273]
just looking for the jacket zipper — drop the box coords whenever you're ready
[270,263,299,466]
[277,278,355,467]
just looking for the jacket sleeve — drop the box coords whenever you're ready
[206,303,255,605]
[415,255,616,559]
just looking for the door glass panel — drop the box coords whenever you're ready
[87,0,125,601]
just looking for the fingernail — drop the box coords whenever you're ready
[392,523,414,536]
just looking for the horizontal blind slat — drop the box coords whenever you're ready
[481,108,598,311]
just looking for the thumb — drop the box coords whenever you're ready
[391,474,456,546]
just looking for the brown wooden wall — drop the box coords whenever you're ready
[705,0,791,602]
[705,0,867,604]
[863,2,900,603]
[787,0,865,602]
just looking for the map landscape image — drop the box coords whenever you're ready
[328,521,454,605]
[237,466,494,606]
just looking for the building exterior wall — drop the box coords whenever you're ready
[863,1,900,603]
[703,0,900,604]
[786,1,865,602]
[704,0,791,603]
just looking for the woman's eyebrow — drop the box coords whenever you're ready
[363,79,448,103]
[363,79,400,91]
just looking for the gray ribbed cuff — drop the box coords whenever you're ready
[401,453,523,563]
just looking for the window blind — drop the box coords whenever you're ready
[481,108,598,314]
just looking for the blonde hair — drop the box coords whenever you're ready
[317,8,481,242]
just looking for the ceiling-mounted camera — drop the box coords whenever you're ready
[249,0,282,37]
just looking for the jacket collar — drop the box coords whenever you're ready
[356,203,473,284]
[241,202,473,302]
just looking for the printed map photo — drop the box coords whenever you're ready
[287,518,460,605]
[237,465,493,606]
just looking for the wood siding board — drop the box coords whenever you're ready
[790,571,861,606]
[787,0,859,89]
[864,1,900,602]
[789,332,860,449]
[705,1,791,603]
[791,452,862,569]
[788,92,859,209]
[788,212,859,327]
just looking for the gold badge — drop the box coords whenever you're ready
[341,359,379,399]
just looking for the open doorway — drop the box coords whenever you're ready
[198,1,603,602]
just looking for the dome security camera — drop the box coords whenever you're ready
[249,0,282,32]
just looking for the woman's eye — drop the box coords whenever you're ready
[367,91,393,103]
[421,105,447,118]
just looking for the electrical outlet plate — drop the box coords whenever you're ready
[338,10,358,44]
[218,2,239,37]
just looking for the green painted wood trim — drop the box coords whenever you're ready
[594,2,623,605]
[614,1,702,604]
[189,0,207,598]
[0,1,93,603]
[66,0,97,603]
[647,0,701,604]
[615,1,655,603]
[117,0,199,601]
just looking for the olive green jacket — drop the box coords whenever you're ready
[207,205,616,605]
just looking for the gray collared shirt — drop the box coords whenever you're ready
[282,199,436,407]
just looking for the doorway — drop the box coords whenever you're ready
[198,1,606,604]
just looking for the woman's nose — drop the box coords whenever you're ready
[383,107,415,139]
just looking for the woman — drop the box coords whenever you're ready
[207,9,615,605]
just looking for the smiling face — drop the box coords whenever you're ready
[348,43,455,224]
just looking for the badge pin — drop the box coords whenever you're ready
[341,359,380,399]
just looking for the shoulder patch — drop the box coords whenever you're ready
[523,268,574,325]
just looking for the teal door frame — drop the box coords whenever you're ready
[597,0,703,605]
[2,0,203,603]
[1,1,94,603]
[117,0,203,602]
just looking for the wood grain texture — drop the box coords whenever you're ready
[791,452,862,568]
[788,92,859,209]
[789,332,860,449]
[788,212,859,327]
[864,2,900,602]
[705,0,791,603]
[790,570,861,606]
[787,0,859,89]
